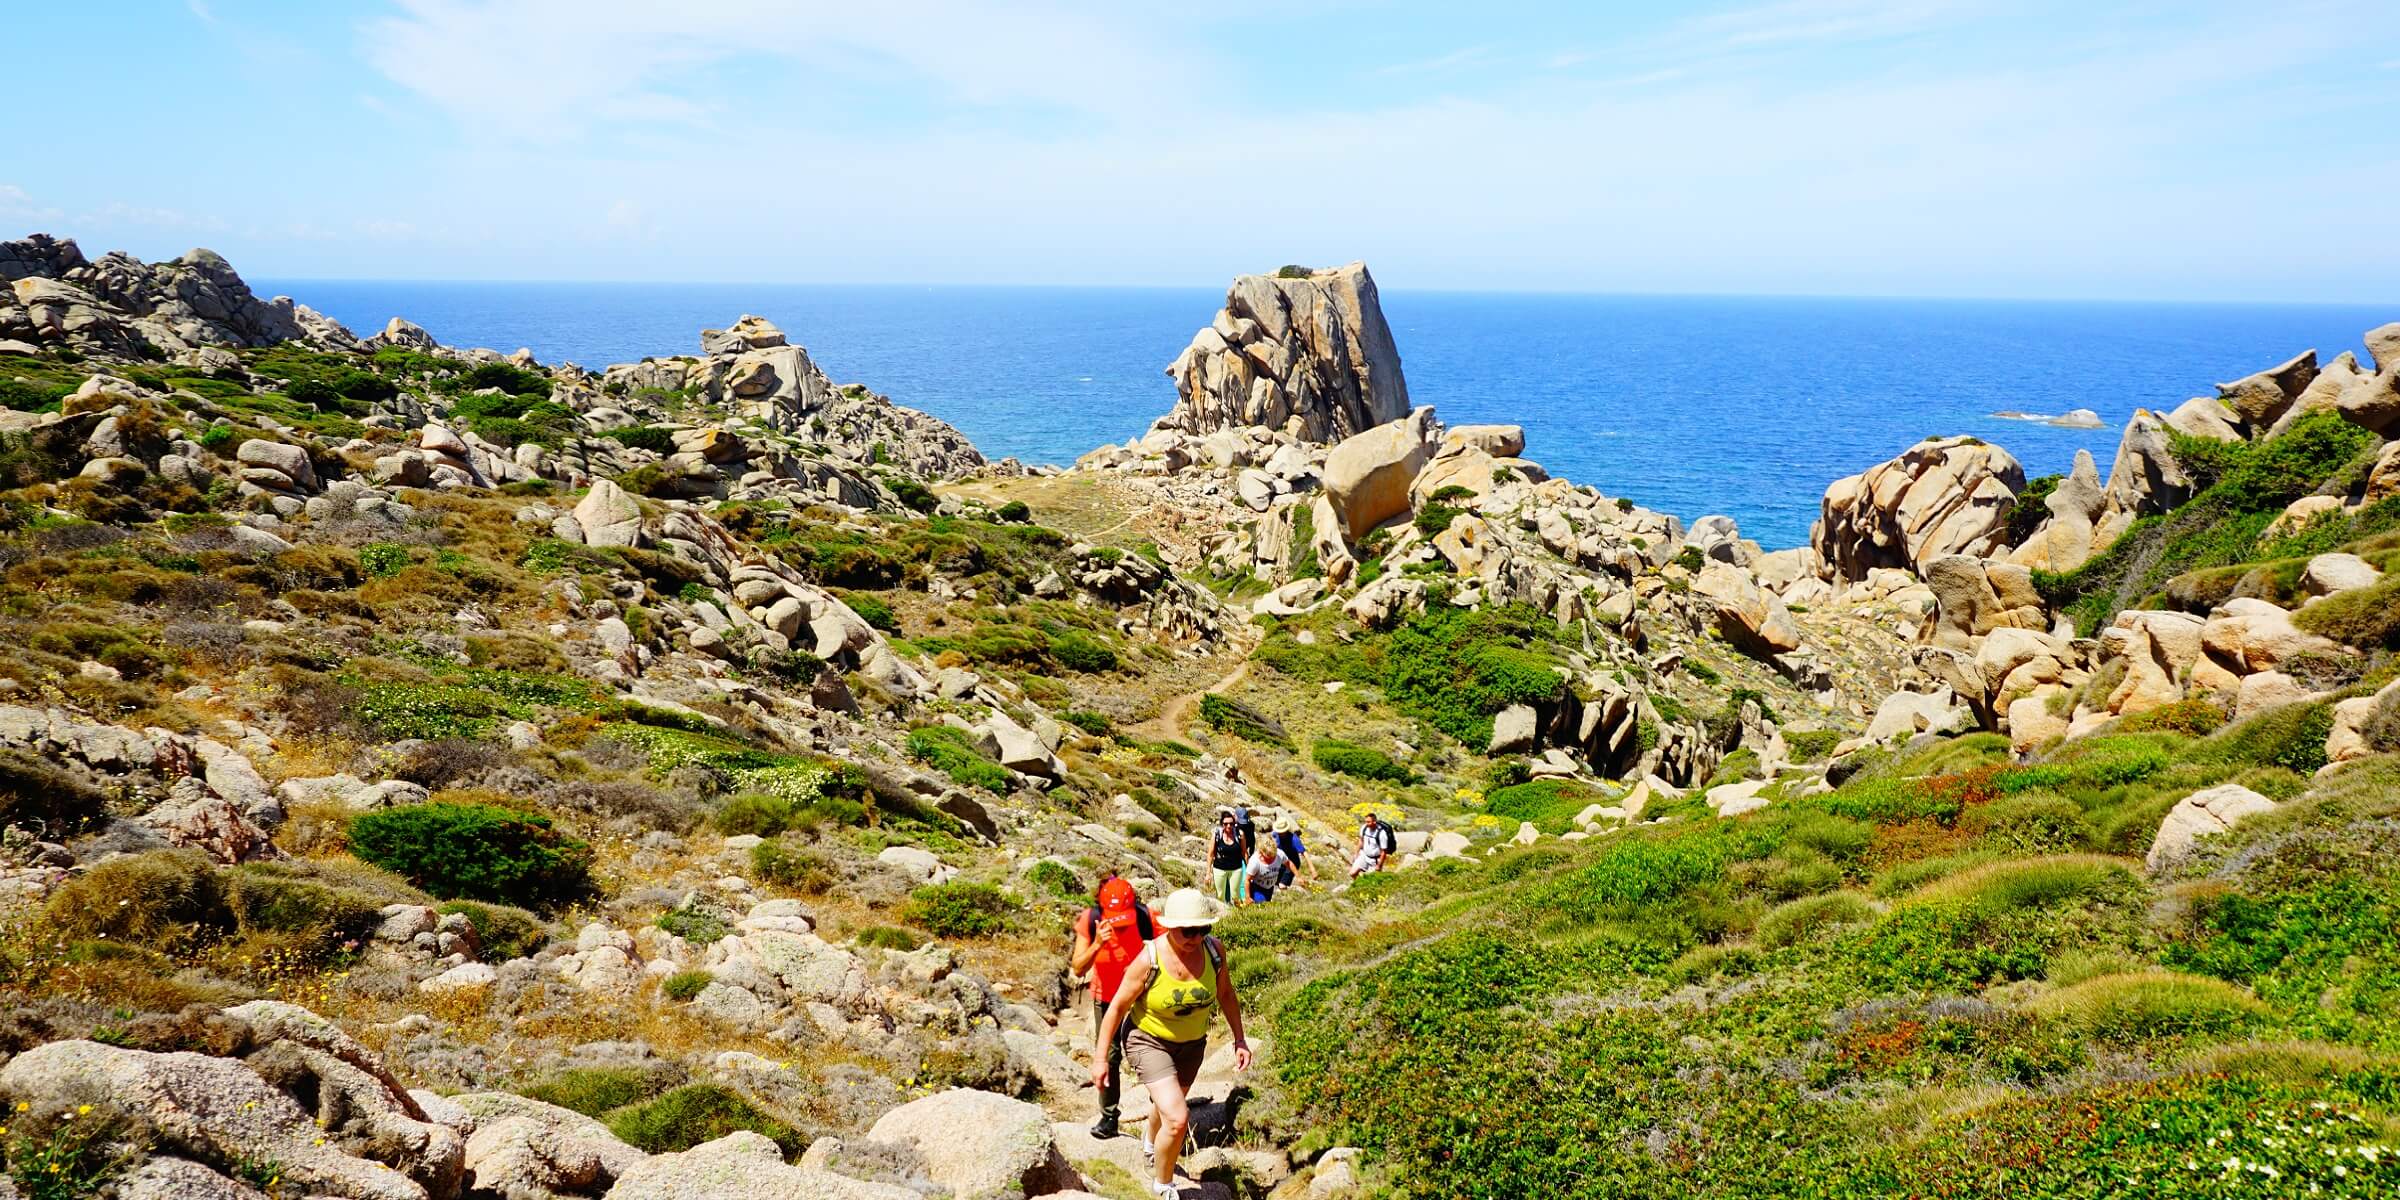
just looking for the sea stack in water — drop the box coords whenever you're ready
[1154,262,1409,443]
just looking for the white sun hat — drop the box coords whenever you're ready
[1156,888,1226,928]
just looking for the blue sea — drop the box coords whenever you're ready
[263,280,2394,549]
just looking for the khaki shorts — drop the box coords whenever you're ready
[1124,1027,1206,1089]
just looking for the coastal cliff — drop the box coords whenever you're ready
[0,240,2394,1199]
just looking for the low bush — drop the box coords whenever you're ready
[2291,572,2400,648]
[0,747,110,838]
[1756,891,1879,948]
[2025,971,2269,1043]
[521,1066,674,1117]
[749,839,835,894]
[347,803,592,908]
[855,925,922,951]
[1198,694,1288,746]
[996,499,1031,522]
[1311,739,1418,784]
[435,900,547,959]
[1382,605,1565,748]
[604,1085,800,1156]
[714,793,794,837]
[902,881,1020,939]
[656,909,728,945]
[1485,779,1598,833]
[905,725,1012,793]
[1052,630,1117,673]
[2198,701,2335,774]
[1903,854,2133,915]
[661,970,712,1001]
[1783,729,1843,763]
[1061,710,1112,737]
[841,591,899,633]
[1024,859,1082,902]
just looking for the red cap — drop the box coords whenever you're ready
[1098,877,1137,913]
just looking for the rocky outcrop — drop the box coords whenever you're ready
[0,234,354,356]
[596,315,986,483]
[1322,407,1438,539]
[2005,450,2105,572]
[2091,409,2189,547]
[1813,436,2024,581]
[865,1088,1082,1199]
[2147,783,2275,871]
[1155,263,1409,443]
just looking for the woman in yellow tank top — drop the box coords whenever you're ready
[1093,888,1252,1200]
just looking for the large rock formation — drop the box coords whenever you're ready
[1155,263,1409,443]
[1813,436,2024,581]
[0,234,355,356]
[1322,407,1439,539]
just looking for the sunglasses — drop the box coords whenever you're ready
[1171,924,1214,938]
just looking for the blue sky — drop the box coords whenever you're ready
[6,0,2397,299]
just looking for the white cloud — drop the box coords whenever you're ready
[0,184,64,223]
[361,0,1201,141]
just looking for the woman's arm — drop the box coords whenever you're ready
[1213,937,1252,1071]
[1068,912,1100,975]
[1091,948,1151,1087]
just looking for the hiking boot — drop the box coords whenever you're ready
[1088,1117,1120,1140]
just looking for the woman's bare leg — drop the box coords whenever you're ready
[1145,1075,1190,1188]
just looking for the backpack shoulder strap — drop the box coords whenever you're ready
[1134,905,1155,941]
[1204,936,1224,973]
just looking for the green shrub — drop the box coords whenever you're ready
[714,793,794,837]
[0,377,71,412]
[1382,605,1565,748]
[996,500,1031,523]
[902,881,1019,939]
[841,591,899,633]
[855,925,922,951]
[1061,710,1113,737]
[905,725,1012,793]
[1052,630,1118,673]
[1904,854,2133,915]
[0,747,110,838]
[886,477,937,512]
[604,425,676,453]
[1961,792,2093,854]
[2117,697,2226,736]
[656,909,729,945]
[2291,572,2400,649]
[604,1085,799,1156]
[347,803,592,908]
[1705,748,1761,789]
[1024,859,1082,902]
[1198,693,1288,746]
[2003,473,2062,543]
[2025,971,2268,1043]
[1311,739,1418,784]
[356,542,411,578]
[1485,779,1598,833]
[436,900,548,959]
[2198,701,2335,774]
[661,970,712,1001]
[749,840,833,894]
[463,361,552,397]
[520,1066,670,1117]
[1756,891,1879,948]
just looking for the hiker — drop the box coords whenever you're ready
[1350,810,1396,877]
[1091,888,1252,1200]
[1209,809,1247,906]
[1231,802,1259,858]
[1271,814,1311,890]
[1069,874,1155,1140]
[1245,840,1285,904]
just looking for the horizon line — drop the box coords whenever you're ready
[248,275,2400,311]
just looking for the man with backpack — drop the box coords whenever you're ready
[1070,874,1155,1139]
[1350,811,1397,878]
